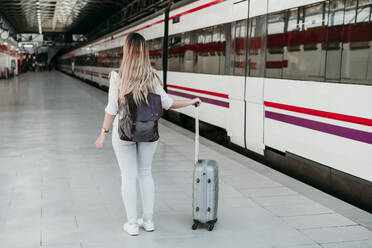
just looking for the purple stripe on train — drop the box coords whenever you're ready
[265,111,372,145]
[167,89,229,108]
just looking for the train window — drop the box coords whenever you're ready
[356,0,371,23]
[215,25,227,75]
[168,34,183,72]
[231,20,247,76]
[247,15,266,77]
[166,23,227,75]
[148,38,162,70]
[304,3,325,29]
[266,12,285,78]
[204,27,213,44]
[75,55,82,66]
[329,0,345,26]
[182,30,198,73]
[302,3,328,81]
[325,0,344,82]
[287,8,301,32]
[267,12,285,34]
[199,25,225,75]
[265,2,330,81]
[340,0,372,84]
[95,47,121,68]
[345,0,358,24]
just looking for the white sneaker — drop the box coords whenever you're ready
[123,222,139,236]
[137,218,155,232]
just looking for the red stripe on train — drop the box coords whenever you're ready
[169,0,227,20]
[264,101,372,127]
[167,84,229,99]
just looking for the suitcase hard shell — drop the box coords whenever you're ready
[191,103,219,231]
[192,159,218,231]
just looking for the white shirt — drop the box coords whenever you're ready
[105,70,173,116]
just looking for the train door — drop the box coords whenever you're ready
[244,1,267,155]
[225,0,250,148]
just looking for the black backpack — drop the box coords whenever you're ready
[118,92,163,142]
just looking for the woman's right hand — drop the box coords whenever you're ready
[191,97,201,107]
[95,133,106,149]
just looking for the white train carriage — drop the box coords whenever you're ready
[58,0,372,209]
[0,44,19,79]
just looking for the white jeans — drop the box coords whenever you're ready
[112,121,158,224]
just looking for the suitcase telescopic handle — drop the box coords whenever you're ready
[194,102,200,164]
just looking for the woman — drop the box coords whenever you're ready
[95,32,200,236]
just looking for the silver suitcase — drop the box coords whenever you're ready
[192,103,218,231]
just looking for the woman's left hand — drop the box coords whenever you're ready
[95,133,106,149]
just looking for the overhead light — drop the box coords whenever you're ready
[38,16,42,34]
[1,30,9,40]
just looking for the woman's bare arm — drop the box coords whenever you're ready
[170,98,200,109]
[95,113,116,149]
[102,113,116,131]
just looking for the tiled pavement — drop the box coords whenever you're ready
[0,71,371,248]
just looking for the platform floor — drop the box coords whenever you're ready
[1,71,372,248]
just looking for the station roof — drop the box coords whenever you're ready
[0,0,175,34]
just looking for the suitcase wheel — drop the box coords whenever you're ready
[192,222,199,230]
[207,224,214,231]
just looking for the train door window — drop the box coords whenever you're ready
[231,19,248,76]
[215,25,226,75]
[301,2,328,81]
[340,0,372,84]
[266,12,285,78]
[325,0,344,82]
[247,15,266,77]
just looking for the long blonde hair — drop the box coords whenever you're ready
[117,32,162,107]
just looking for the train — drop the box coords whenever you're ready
[0,43,20,78]
[58,0,372,210]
